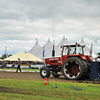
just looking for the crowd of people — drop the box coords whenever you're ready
[0,59,44,68]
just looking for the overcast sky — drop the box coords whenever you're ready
[0,0,100,56]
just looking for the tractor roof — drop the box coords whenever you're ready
[61,43,85,47]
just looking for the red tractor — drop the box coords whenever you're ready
[40,42,93,80]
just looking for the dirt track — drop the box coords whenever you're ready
[0,71,100,84]
[0,71,66,81]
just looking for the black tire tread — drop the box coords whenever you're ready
[40,67,50,78]
[62,57,88,80]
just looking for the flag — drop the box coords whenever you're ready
[5,46,8,58]
[89,43,93,56]
[42,46,45,58]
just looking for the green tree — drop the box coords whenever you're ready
[0,54,12,59]
[1,54,6,59]
[8,54,12,57]
[97,52,100,56]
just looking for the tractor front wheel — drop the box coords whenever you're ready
[40,67,50,78]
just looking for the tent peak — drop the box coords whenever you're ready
[62,36,67,41]
[81,38,84,42]
[36,38,38,44]
[47,38,50,42]
[63,36,65,40]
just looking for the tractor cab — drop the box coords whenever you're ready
[62,43,85,56]
[61,43,86,64]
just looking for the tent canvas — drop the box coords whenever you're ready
[79,38,98,59]
[5,52,43,62]
[29,39,42,57]
[55,36,70,57]
[32,38,53,59]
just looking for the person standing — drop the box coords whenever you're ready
[16,58,21,73]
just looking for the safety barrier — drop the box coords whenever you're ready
[4,64,43,69]
[30,65,43,69]
[90,61,100,81]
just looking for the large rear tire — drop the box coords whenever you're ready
[40,67,50,78]
[62,57,88,80]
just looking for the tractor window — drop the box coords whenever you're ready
[70,46,83,55]
[70,47,76,55]
[63,47,68,55]
[78,46,83,54]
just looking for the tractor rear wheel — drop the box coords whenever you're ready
[62,57,88,80]
[40,67,50,78]
[52,72,60,78]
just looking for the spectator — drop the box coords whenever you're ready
[16,58,21,73]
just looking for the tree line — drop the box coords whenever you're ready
[0,54,12,59]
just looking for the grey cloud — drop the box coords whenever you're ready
[0,0,100,54]
[1,0,100,22]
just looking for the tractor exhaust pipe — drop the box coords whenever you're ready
[52,40,55,57]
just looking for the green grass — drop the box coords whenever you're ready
[0,78,100,100]
[0,68,40,71]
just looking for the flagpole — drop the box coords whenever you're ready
[43,44,45,67]
[5,46,8,58]
[89,42,93,57]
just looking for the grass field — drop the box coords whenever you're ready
[0,78,100,100]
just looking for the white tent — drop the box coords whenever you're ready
[79,38,90,55]
[28,37,70,58]
[29,39,42,57]
[35,38,53,59]
[28,37,99,59]
[5,52,43,62]
[55,36,70,57]
[29,38,53,59]
[79,38,98,59]
[36,37,70,58]
[44,38,53,58]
